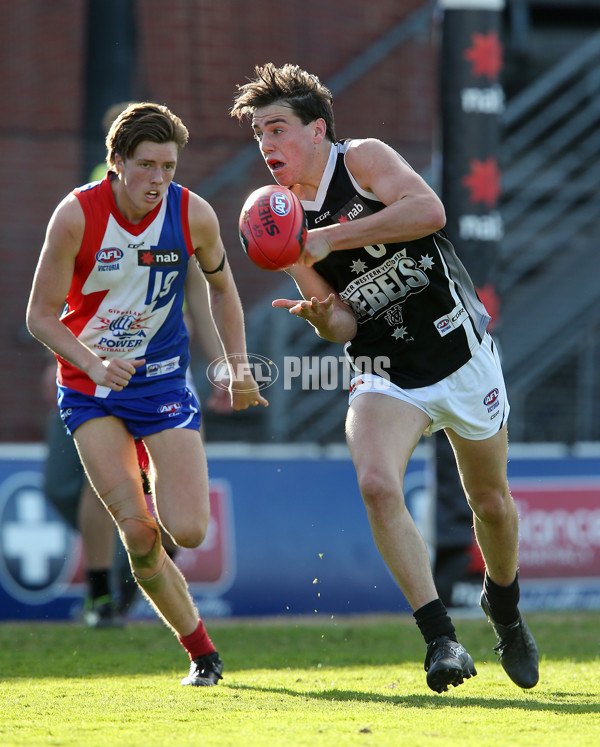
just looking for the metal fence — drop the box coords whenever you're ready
[203,26,600,446]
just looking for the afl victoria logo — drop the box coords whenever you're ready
[96,248,124,263]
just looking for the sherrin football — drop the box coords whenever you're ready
[238,184,307,271]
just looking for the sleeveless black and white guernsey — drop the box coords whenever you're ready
[301,141,491,389]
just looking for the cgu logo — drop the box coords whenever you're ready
[484,388,499,406]
[96,248,124,264]
[315,211,330,224]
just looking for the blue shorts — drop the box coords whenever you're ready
[57,385,202,438]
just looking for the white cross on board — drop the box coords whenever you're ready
[2,490,68,584]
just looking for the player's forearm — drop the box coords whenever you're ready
[309,310,357,344]
[209,285,250,363]
[314,195,445,252]
[26,312,100,376]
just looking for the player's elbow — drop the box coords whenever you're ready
[26,304,57,347]
[426,200,446,234]
[25,304,43,342]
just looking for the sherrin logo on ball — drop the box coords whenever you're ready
[239,184,307,271]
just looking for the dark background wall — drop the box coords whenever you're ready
[2,0,599,445]
[0,0,436,441]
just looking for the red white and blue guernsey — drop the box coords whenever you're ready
[58,173,194,399]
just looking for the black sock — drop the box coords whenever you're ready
[413,598,457,644]
[87,569,111,601]
[484,572,520,626]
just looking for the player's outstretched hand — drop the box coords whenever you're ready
[273,293,336,326]
[230,376,269,410]
[90,358,146,391]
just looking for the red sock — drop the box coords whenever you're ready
[178,620,216,661]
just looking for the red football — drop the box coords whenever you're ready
[238,185,307,271]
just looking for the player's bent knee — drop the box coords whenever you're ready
[169,522,207,549]
[161,508,209,549]
[468,488,512,524]
[100,479,162,562]
[126,523,168,584]
[357,469,402,510]
[119,516,161,562]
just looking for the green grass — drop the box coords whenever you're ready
[2,611,600,746]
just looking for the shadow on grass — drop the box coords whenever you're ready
[229,682,600,714]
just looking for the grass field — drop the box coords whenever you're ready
[3,610,600,746]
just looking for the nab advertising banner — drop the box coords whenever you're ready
[1,443,600,621]
[438,0,505,288]
[435,0,505,558]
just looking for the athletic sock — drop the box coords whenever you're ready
[484,572,520,626]
[413,598,457,644]
[178,620,216,661]
[87,569,111,602]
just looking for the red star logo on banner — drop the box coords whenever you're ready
[466,537,485,574]
[462,158,502,207]
[463,31,503,80]
[338,215,349,223]
[476,282,501,331]
[140,250,154,265]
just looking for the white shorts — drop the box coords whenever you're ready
[348,333,509,441]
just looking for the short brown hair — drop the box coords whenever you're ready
[105,102,189,168]
[231,63,336,142]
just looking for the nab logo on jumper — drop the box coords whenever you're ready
[138,248,182,267]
